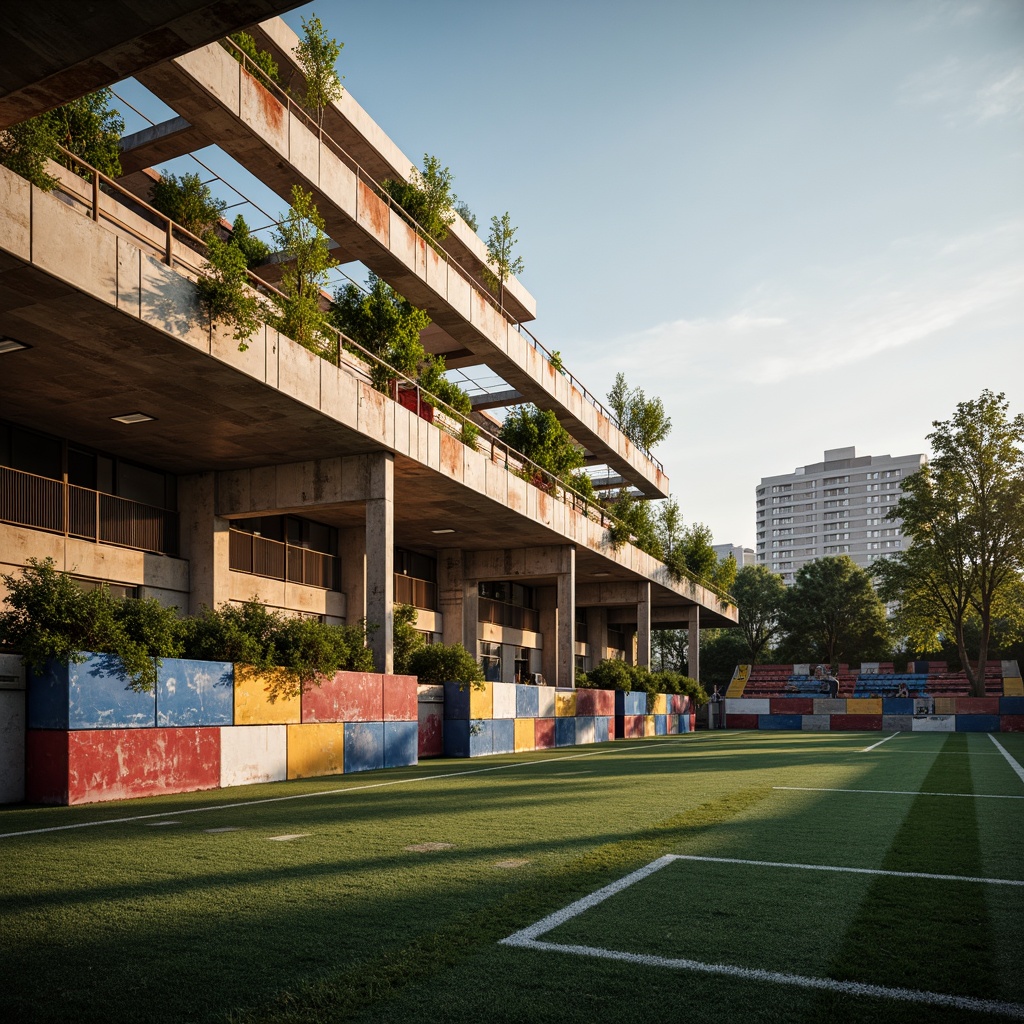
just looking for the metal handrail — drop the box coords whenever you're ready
[218,37,663,470]
[44,146,730,606]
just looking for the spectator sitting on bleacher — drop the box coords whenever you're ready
[896,681,909,698]
[826,674,840,699]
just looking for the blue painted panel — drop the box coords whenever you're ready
[654,714,667,736]
[156,658,233,726]
[443,682,470,720]
[613,691,645,716]
[554,717,576,747]
[882,698,915,715]
[443,719,470,758]
[344,721,385,773]
[469,719,493,757]
[955,715,1000,733]
[758,714,802,730]
[69,653,156,729]
[678,713,690,733]
[27,661,70,730]
[1000,697,1024,714]
[491,718,515,755]
[384,721,418,768]
[515,684,539,719]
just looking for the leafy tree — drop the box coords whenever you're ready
[499,405,589,493]
[455,200,477,232]
[606,372,672,451]
[731,564,787,663]
[484,211,525,307]
[196,234,264,346]
[407,642,484,688]
[271,185,336,354]
[382,154,458,243]
[653,628,686,672]
[150,171,226,237]
[227,32,280,90]
[416,355,479,447]
[874,390,1024,696]
[0,89,124,190]
[696,629,749,689]
[778,556,890,666]
[230,214,271,268]
[293,14,344,128]
[587,658,633,691]
[393,604,425,674]
[608,488,660,556]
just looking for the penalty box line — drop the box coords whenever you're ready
[501,855,1024,1019]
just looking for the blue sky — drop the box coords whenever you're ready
[120,0,1024,547]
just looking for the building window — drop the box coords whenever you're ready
[478,582,540,632]
[515,647,532,682]
[478,641,502,682]
[395,548,438,609]
[575,606,588,644]
[230,515,339,590]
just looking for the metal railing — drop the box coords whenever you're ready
[218,37,662,471]
[0,465,178,555]
[394,574,437,610]
[41,147,730,607]
[228,529,336,589]
[478,597,540,633]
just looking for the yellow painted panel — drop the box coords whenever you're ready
[287,723,345,779]
[470,682,492,719]
[653,693,667,715]
[644,714,656,736]
[514,718,535,753]
[555,692,577,717]
[234,665,301,725]
[846,698,882,715]
[1004,677,1024,696]
[934,697,957,715]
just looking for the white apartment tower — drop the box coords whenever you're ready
[755,447,926,583]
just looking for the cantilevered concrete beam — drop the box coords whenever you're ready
[470,390,522,411]
[118,116,212,175]
[0,0,307,128]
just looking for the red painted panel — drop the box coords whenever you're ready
[383,675,418,721]
[575,690,598,716]
[625,715,644,739]
[726,714,759,729]
[66,728,221,805]
[689,713,696,733]
[535,718,555,749]
[771,698,814,715]
[830,714,883,732]
[594,689,615,716]
[26,730,70,805]
[1000,715,1024,732]
[301,671,345,723]
[303,671,384,723]
[418,707,443,757]
[666,714,678,735]
[680,696,691,715]
[955,697,1000,715]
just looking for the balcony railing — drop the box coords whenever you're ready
[394,574,437,610]
[0,465,178,555]
[228,529,337,590]
[479,597,540,633]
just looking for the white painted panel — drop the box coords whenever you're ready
[911,715,955,732]
[725,698,770,715]
[576,718,596,746]
[492,682,516,719]
[220,725,287,787]
[0,689,26,803]
[537,686,556,718]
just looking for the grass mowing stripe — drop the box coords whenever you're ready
[861,733,900,752]
[228,787,775,1024]
[506,938,1024,1019]
[774,785,1024,800]
[0,741,673,840]
[989,734,1024,786]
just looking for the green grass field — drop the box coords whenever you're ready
[2,730,1022,1023]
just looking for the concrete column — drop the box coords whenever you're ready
[365,454,394,674]
[556,548,576,687]
[500,643,517,683]
[538,586,557,686]
[462,575,479,657]
[636,582,651,669]
[339,526,366,626]
[437,549,465,646]
[586,606,608,665]
[178,472,230,615]
[688,605,700,682]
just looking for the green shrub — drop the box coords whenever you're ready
[381,154,457,243]
[230,214,272,268]
[197,233,264,345]
[393,604,425,675]
[226,32,280,90]
[587,658,633,692]
[407,643,484,688]
[150,171,226,237]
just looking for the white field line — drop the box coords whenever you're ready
[501,854,1024,1018]
[0,740,675,840]
[774,785,1024,800]
[505,938,1024,1019]
[861,732,900,752]
[989,734,1024,786]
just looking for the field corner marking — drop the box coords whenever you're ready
[989,733,1024,787]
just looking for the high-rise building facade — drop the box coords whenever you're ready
[755,447,926,583]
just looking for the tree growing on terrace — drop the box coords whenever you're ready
[382,154,458,243]
[499,405,592,497]
[150,171,226,238]
[484,212,525,309]
[293,14,344,129]
[226,32,280,90]
[271,185,336,354]
[607,372,672,451]
[873,390,1024,696]
[196,233,264,346]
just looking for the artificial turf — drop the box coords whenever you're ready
[1,731,1021,1023]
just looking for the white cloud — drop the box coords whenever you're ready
[899,53,1024,125]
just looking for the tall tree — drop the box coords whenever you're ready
[293,14,344,129]
[732,564,787,663]
[484,211,525,309]
[606,372,672,451]
[874,390,1024,696]
[779,556,890,666]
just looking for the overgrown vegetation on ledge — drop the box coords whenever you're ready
[577,658,708,708]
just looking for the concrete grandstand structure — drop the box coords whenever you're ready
[0,12,735,716]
